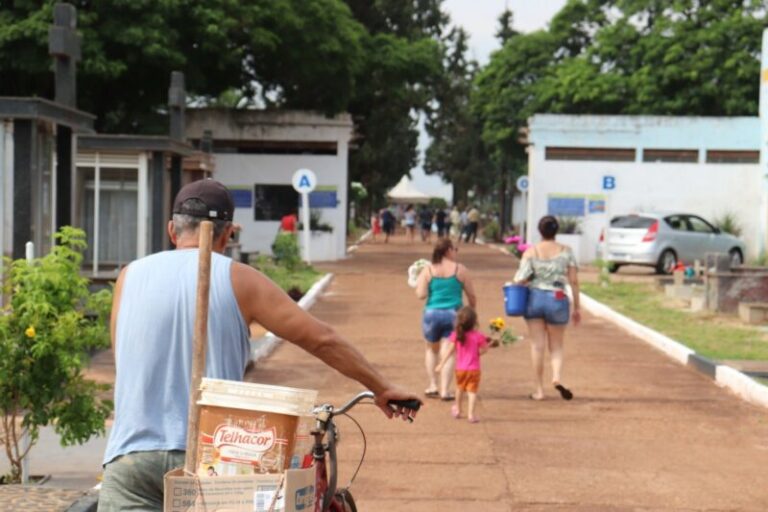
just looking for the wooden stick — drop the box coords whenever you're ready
[184,220,214,474]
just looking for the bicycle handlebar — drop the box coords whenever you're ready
[316,391,422,418]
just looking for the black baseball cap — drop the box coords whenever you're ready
[172,179,234,221]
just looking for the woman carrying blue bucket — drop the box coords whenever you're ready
[513,216,581,401]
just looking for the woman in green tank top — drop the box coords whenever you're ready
[415,239,477,400]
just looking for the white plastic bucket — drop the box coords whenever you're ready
[196,378,318,476]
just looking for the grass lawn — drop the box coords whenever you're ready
[582,282,768,361]
[253,256,323,295]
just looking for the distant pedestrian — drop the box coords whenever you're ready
[371,212,381,242]
[435,208,447,238]
[513,215,581,401]
[381,207,396,243]
[467,206,480,243]
[404,205,417,243]
[436,305,488,423]
[419,206,433,243]
[449,206,461,242]
[459,208,469,243]
[415,238,477,401]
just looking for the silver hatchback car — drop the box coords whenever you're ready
[599,213,745,274]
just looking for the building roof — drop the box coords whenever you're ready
[0,96,95,132]
[78,133,195,156]
[527,114,760,150]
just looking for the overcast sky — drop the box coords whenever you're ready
[411,1,567,199]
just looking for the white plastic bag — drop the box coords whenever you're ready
[407,259,430,288]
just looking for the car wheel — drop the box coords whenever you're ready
[607,263,621,273]
[729,248,743,267]
[656,249,676,275]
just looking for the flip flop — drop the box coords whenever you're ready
[529,393,544,401]
[451,404,461,419]
[440,395,455,401]
[554,384,574,401]
[424,390,439,398]
[468,416,480,423]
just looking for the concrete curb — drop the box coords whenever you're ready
[347,229,372,254]
[580,292,768,409]
[250,273,334,362]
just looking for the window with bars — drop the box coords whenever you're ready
[705,150,759,164]
[642,149,698,163]
[544,146,635,162]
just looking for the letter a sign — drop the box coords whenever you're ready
[292,169,317,194]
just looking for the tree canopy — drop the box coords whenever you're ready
[473,0,766,168]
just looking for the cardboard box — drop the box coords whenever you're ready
[164,466,315,512]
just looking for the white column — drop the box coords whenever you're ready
[758,28,768,257]
[337,137,349,259]
[0,122,5,263]
[93,153,101,275]
[137,152,148,258]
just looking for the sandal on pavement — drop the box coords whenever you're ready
[529,393,544,401]
[554,384,574,401]
[468,416,480,423]
[440,395,455,401]
[424,389,439,398]
[451,404,461,419]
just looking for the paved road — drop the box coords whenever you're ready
[251,237,768,511]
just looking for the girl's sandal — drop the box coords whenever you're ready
[450,404,461,419]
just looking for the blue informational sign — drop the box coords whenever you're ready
[548,196,585,217]
[588,199,606,213]
[230,188,252,208]
[308,190,338,208]
[602,175,616,190]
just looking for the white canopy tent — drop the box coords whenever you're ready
[386,175,431,204]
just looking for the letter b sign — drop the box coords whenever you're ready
[602,175,616,190]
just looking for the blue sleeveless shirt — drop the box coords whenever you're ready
[103,249,250,465]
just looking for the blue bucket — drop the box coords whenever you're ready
[503,284,529,316]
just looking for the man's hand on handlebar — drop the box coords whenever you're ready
[375,387,422,422]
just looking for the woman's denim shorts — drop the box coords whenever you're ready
[422,308,457,342]
[524,288,570,325]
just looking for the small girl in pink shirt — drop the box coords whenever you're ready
[436,305,488,423]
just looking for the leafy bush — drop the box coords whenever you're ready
[271,232,302,270]
[556,216,582,234]
[712,212,742,237]
[482,219,500,242]
[0,227,113,482]
[252,255,321,298]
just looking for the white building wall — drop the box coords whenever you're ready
[527,115,762,263]
[214,152,348,259]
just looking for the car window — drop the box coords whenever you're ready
[664,215,685,231]
[610,216,656,228]
[687,216,715,234]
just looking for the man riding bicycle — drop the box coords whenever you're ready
[98,179,421,511]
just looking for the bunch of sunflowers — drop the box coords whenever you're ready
[488,317,517,347]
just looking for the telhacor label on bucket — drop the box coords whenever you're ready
[196,378,318,477]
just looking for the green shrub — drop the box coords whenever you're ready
[482,219,500,242]
[271,232,302,270]
[556,216,582,234]
[712,212,742,237]
[0,227,113,482]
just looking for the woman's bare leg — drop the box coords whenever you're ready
[439,339,455,398]
[527,319,548,399]
[425,342,439,393]
[547,324,567,386]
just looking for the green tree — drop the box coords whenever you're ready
[0,0,367,132]
[0,227,112,483]
[344,1,445,205]
[425,27,492,205]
